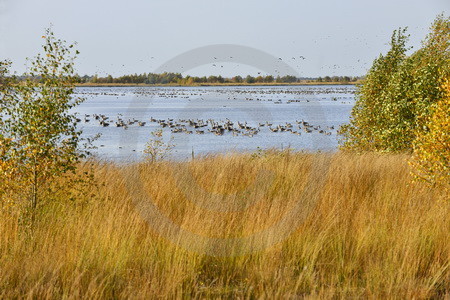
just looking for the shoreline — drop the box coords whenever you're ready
[75,81,361,88]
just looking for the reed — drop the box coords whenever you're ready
[0,152,448,298]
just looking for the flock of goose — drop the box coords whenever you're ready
[131,87,356,104]
[76,86,356,104]
[78,113,336,138]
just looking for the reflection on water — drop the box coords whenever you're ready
[74,85,356,161]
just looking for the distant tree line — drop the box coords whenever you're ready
[76,73,361,85]
[316,76,359,83]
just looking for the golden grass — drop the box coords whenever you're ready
[0,152,448,298]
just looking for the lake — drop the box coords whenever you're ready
[74,85,356,161]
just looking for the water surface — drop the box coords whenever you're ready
[74,85,356,161]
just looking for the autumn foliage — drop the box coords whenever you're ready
[340,15,450,190]
[410,79,450,192]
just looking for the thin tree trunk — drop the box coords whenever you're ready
[31,156,38,226]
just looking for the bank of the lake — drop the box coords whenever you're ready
[76,81,361,88]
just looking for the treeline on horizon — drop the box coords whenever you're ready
[76,73,362,85]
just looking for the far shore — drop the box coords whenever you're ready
[75,81,361,88]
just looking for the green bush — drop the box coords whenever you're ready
[0,29,87,214]
[340,15,450,153]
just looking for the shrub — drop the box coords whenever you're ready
[340,15,450,153]
[143,129,175,163]
[0,29,87,215]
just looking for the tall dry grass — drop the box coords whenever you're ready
[0,152,448,298]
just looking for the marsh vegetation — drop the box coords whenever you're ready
[0,15,449,299]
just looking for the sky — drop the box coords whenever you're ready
[0,0,448,78]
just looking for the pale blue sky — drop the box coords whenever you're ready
[0,0,448,77]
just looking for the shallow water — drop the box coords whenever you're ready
[74,85,356,161]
